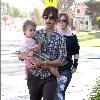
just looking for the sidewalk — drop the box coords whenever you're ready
[65,47,100,100]
[1,30,100,100]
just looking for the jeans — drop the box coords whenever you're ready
[55,69,72,100]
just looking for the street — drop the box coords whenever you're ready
[1,30,100,100]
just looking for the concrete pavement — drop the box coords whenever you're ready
[1,30,100,100]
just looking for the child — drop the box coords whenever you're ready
[18,20,39,79]
[18,20,67,82]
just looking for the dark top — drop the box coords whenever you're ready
[58,33,80,71]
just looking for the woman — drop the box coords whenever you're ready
[55,13,80,100]
[17,7,67,100]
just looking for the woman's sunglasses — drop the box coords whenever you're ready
[43,16,55,20]
[57,19,67,23]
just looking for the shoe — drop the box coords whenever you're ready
[57,76,67,83]
[57,76,67,91]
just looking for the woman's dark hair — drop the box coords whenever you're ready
[42,6,58,20]
[58,13,69,25]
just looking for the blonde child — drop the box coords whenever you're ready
[18,20,39,79]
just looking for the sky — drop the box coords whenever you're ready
[2,0,89,12]
[2,0,45,12]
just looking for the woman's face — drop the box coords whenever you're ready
[57,16,68,30]
[43,12,56,29]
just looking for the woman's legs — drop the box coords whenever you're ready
[55,69,72,100]
[43,75,57,100]
[27,74,57,100]
[27,75,43,100]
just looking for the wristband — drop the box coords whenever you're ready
[73,59,78,68]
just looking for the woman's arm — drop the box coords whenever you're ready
[31,58,64,69]
[74,54,79,59]
[71,35,80,73]
[71,54,79,73]
[31,36,67,68]
[43,59,64,68]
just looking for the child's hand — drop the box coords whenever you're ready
[71,67,77,73]
[24,75,28,80]
[28,45,40,53]
[36,36,45,44]
[31,57,43,68]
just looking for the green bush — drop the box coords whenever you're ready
[88,77,100,100]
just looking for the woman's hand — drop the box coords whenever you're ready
[31,58,50,69]
[31,57,43,68]
[71,67,77,73]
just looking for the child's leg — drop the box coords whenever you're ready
[50,67,61,79]
[50,67,67,82]
[25,67,28,80]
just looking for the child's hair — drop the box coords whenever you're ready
[42,6,58,20]
[22,20,37,32]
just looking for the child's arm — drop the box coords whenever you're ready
[50,67,60,78]
[25,67,28,80]
[28,45,41,53]
[17,53,33,60]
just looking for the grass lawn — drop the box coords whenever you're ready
[77,31,100,47]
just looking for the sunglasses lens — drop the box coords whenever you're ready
[58,19,67,23]
[43,16,48,20]
[43,16,55,20]
[49,16,55,20]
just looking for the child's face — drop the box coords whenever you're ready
[24,25,36,38]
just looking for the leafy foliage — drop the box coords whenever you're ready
[31,8,44,25]
[1,2,28,17]
[85,0,100,16]
[8,6,20,17]
[85,0,100,25]
[96,16,100,29]
[88,77,100,100]
[58,0,75,12]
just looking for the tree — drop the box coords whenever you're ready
[96,16,100,29]
[31,8,44,25]
[8,6,20,17]
[85,0,100,25]
[1,2,8,16]
[58,0,75,12]
[7,6,28,18]
[42,0,75,16]
[1,2,28,18]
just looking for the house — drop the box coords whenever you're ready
[73,3,92,32]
